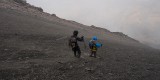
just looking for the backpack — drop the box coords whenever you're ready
[69,36,77,48]
[89,41,97,51]
[89,40,96,48]
[89,40,93,48]
[89,40,102,51]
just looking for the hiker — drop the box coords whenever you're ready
[69,30,84,58]
[89,36,102,58]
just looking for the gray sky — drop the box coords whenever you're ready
[27,0,160,48]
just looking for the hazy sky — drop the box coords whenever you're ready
[27,0,160,48]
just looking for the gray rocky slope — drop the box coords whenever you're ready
[0,0,160,80]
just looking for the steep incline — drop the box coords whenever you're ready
[1,0,160,80]
[0,0,140,46]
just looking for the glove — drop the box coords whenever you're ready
[81,36,84,41]
[81,36,84,38]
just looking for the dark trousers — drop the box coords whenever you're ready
[90,51,97,58]
[72,46,81,58]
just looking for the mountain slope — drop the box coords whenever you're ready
[0,0,140,44]
[0,0,160,80]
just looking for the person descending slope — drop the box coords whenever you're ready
[69,30,84,58]
[89,36,102,58]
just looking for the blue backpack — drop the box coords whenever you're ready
[89,40,102,48]
[96,43,102,48]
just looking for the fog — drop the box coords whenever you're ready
[26,0,160,49]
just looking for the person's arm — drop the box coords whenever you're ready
[77,36,84,41]
[89,43,92,49]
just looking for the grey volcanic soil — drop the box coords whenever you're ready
[1,34,160,80]
[0,6,160,80]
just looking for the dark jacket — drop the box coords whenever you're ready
[69,35,84,47]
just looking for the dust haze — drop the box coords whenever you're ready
[27,0,160,49]
[1,0,160,79]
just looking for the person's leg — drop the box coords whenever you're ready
[93,51,97,58]
[77,46,81,58]
[72,48,77,57]
[90,51,93,57]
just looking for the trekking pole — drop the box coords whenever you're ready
[83,36,87,49]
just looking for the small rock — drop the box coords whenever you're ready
[85,67,93,71]
[84,61,88,63]
[18,57,22,60]
[58,61,63,64]
[4,49,9,51]
[81,64,85,67]
[70,65,73,69]
[108,73,113,76]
